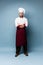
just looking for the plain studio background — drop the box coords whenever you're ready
[0,0,43,65]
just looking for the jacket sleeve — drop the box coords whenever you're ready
[25,19,28,27]
[15,18,18,27]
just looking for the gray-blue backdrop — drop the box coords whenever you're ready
[0,0,43,52]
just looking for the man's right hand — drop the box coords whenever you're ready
[19,24,25,28]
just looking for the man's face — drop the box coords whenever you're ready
[19,12,24,17]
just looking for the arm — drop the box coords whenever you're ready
[25,19,28,27]
[19,24,25,28]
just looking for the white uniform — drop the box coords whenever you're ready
[15,17,28,27]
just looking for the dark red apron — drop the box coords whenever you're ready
[16,26,27,46]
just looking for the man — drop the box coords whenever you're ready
[15,8,28,57]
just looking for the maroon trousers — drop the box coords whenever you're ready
[16,26,27,54]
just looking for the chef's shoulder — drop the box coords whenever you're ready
[23,17,28,21]
[15,17,19,21]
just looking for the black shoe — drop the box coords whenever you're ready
[15,53,19,57]
[24,53,28,56]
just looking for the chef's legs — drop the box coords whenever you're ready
[23,44,28,56]
[16,46,21,54]
[23,44,27,54]
[15,44,28,57]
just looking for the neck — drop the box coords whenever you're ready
[20,16,23,18]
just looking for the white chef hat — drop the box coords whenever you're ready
[18,8,25,14]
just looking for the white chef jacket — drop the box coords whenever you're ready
[15,17,28,27]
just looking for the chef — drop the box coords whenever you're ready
[15,8,28,57]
